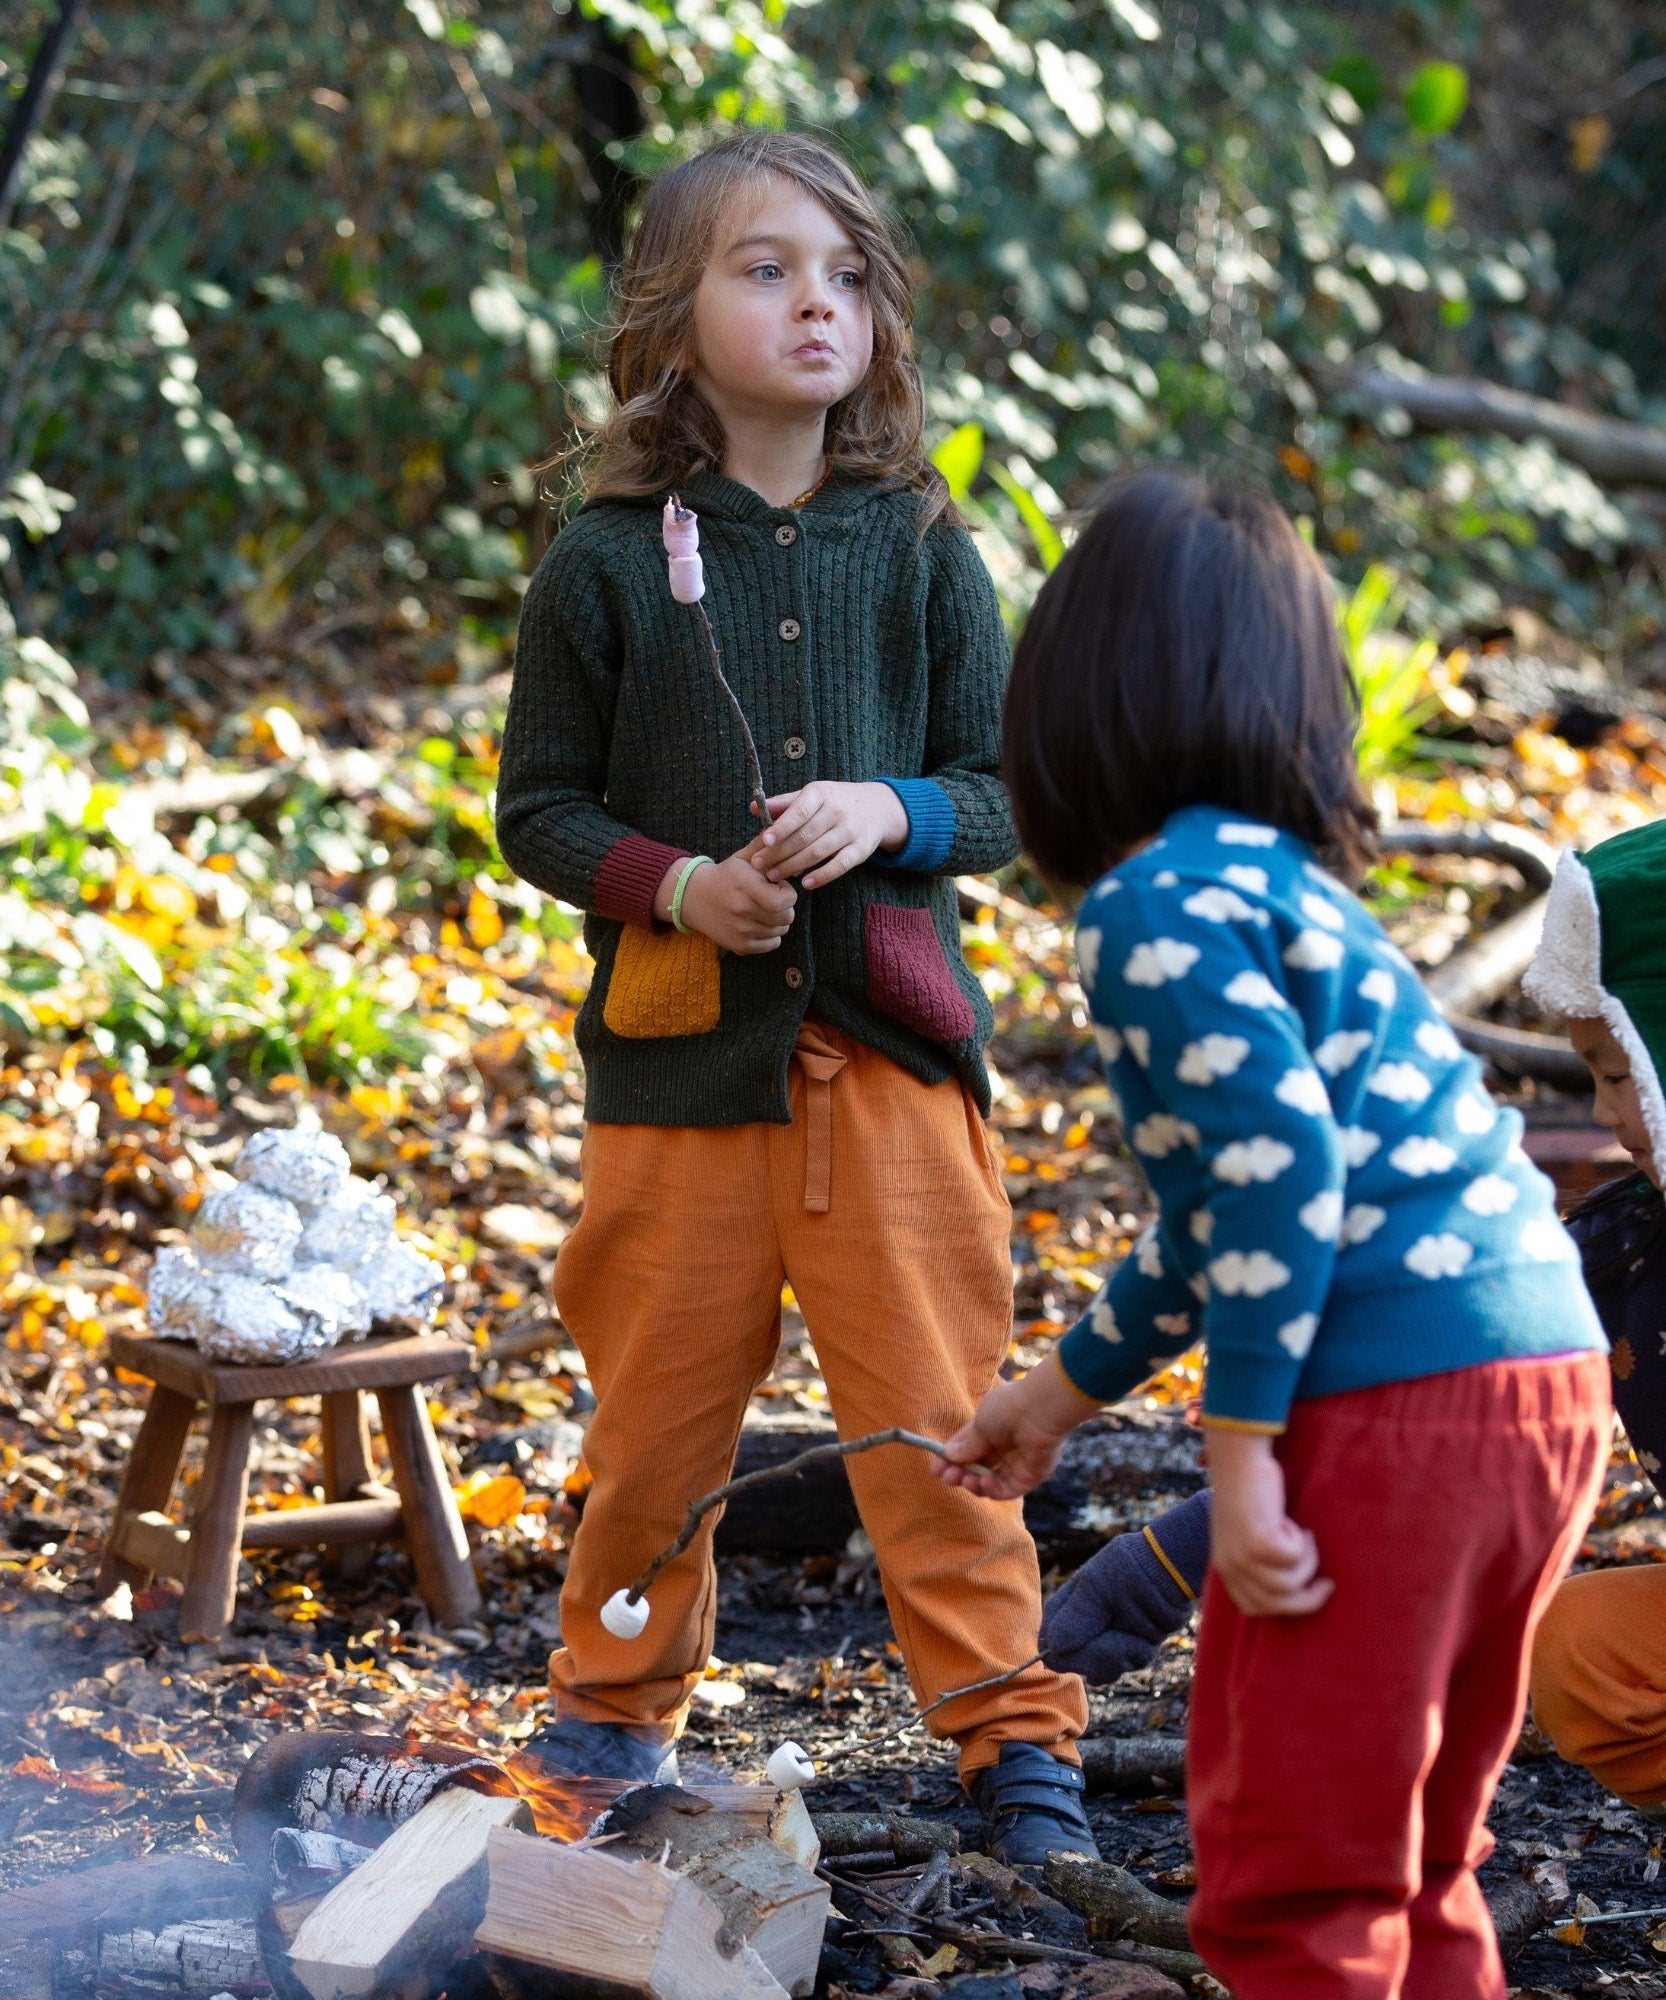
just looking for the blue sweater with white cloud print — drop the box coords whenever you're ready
[1056,805,1606,1432]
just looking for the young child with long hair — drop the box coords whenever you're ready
[935,469,1611,1995]
[494,131,1094,1861]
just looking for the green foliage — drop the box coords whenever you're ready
[1342,563,1451,782]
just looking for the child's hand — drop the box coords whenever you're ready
[933,1354,1102,1501]
[1204,1428,1333,1618]
[672,843,797,954]
[753,782,909,889]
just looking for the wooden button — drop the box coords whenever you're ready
[774,524,798,547]
[784,967,804,989]
[778,617,801,642]
[784,736,807,761]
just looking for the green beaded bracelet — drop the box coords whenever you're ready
[670,855,712,934]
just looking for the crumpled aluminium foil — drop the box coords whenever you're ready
[236,1126,352,1208]
[149,1129,444,1365]
[294,1177,398,1271]
[191,1182,302,1281]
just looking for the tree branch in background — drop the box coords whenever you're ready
[0,0,89,239]
[1314,361,1666,490]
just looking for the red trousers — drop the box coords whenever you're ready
[1188,1355,1609,2000]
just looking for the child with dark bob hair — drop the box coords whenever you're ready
[936,469,1612,1998]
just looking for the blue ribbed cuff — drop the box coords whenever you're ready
[876,779,957,873]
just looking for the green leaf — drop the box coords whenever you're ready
[989,463,1064,574]
[931,423,984,503]
[1325,54,1382,114]
[1404,62,1468,136]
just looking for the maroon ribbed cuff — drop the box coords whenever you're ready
[593,833,691,929]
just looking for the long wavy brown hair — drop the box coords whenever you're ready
[558,131,951,530]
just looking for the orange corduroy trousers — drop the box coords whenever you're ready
[1532,1562,1666,1811]
[548,1020,1087,1779]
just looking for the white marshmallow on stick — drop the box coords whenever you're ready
[600,1589,650,1640]
[766,1741,816,1790]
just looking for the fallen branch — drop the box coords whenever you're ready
[812,1814,959,1866]
[1378,820,1556,894]
[1079,1733,1188,1796]
[1041,1852,1194,1955]
[1446,1015,1590,1090]
[1316,362,1666,490]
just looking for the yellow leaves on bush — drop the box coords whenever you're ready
[466,884,504,948]
[137,875,198,924]
[455,1469,527,1529]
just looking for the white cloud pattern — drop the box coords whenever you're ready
[1090,1294,1122,1342]
[1209,1250,1292,1296]
[1223,865,1269,896]
[1154,1312,1193,1337]
[1225,970,1287,1011]
[1217,823,1279,846]
[1125,1025,1151,1067]
[1124,938,1200,986]
[1341,1204,1386,1245]
[1415,1020,1463,1063]
[1132,1113,1200,1159]
[1404,1233,1474,1279]
[1390,1136,1457,1178]
[1275,1066,1332,1115]
[1152,870,1179,888]
[1367,1062,1434,1105]
[1075,926,1101,988]
[1299,1190,1344,1241]
[1520,1216,1574,1263]
[1094,1023,1123,1064]
[1453,1092,1497,1136]
[1315,1029,1375,1075]
[1341,1126,1381,1167]
[1461,1174,1519,1217]
[1358,968,1398,1006]
[1278,1313,1320,1359]
[1301,892,1345,932]
[1185,886,1257,924]
[1284,928,1346,971]
[1189,1209,1214,1246]
[1214,1136,1296,1185]
[1136,1230,1165,1279]
[1176,1033,1251,1085]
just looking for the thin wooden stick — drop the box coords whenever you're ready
[668,495,772,830]
[818,1653,1047,1761]
[622,1427,978,1604]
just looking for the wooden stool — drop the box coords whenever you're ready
[97,1329,482,1642]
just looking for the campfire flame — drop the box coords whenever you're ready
[501,1751,634,1841]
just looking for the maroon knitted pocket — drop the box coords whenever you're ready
[863,904,977,1044]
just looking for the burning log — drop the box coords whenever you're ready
[476,1828,790,2000]
[592,1785,830,1996]
[232,1731,507,1875]
[86,1918,266,1997]
[285,1787,533,2000]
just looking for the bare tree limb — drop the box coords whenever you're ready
[1315,362,1666,490]
[0,0,89,239]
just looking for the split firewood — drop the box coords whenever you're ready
[91,1917,266,1997]
[688,1781,821,1869]
[1041,1852,1195,1955]
[1078,1734,1188,1796]
[286,1786,533,2000]
[475,1826,789,2000]
[593,1784,830,1996]
[812,1811,959,1865]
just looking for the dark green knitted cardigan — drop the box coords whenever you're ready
[494,469,1018,1125]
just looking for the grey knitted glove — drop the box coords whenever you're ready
[1040,1490,1211,1685]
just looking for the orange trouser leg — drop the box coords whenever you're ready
[1532,1564,1666,1809]
[548,1120,785,1738]
[775,1025,1087,1781]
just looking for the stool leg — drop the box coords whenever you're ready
[179,1404,254,1643]
[321,1391,377,1581]
[97,1386,196,1596]
[374,1384,481,1627]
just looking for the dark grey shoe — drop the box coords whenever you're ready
[968,1742,1098,1865]
[521,1716,680,1785]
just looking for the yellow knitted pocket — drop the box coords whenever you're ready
[602,925,721,1039]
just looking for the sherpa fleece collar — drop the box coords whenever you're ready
[1523,820,1666,1167]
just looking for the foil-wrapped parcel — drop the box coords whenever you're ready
[148,1128,443,1364]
